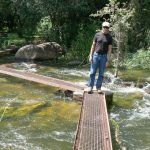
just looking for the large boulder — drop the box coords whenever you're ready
[15,42,63,60]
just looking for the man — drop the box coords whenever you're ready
[84,21,113,93]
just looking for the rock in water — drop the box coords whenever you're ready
[15,42,63,60]
[143,83,150,94]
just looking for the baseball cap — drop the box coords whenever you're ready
[102,22,110,27]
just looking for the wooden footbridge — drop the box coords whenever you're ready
[74,92,112,150]
[0,64,112,150]
[0,64,83,93]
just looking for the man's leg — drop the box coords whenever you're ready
[96,55,107,90]
[87,53,99,90]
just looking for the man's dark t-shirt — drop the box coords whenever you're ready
[93,31,112,54]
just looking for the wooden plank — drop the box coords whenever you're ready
[0,65,84,93]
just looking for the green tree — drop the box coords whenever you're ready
[0,0,15,32]
[91,0,133,76]
[129,0,150,51]
[11,0,43,36]
[39,0,108,46]
[0,0,43,36]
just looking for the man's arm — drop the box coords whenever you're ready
[89,41,96,63]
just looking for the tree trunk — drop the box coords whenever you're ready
[115,26,121,77]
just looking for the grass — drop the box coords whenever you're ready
[0,33,26,49]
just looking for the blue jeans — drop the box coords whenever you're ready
[88,52,107,89]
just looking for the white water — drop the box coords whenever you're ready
[0,124,44,150]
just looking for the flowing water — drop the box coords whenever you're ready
[0,72,80,150]
[105,70,150,150]
[0,60,150,150]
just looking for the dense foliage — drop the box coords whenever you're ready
[0,0,150,69]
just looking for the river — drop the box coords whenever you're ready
[0,59,150,150]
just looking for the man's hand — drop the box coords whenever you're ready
[89,41,96,64]
[89,55,93,64]
[106,61,109,67]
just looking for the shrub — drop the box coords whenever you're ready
[68,22,98,62]
[36,16,52,38]
[125,48,150,69]
[0,33,26,49]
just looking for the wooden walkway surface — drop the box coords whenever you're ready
[74,92,112,150]
[0,65,84,93]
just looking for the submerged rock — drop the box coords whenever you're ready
[105,90,113,108]
[143,83,150,94]
[113,92,143,108]
[55,89,73,97]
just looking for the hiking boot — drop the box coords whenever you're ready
[97,88,104,94]
[84,87,93,93]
